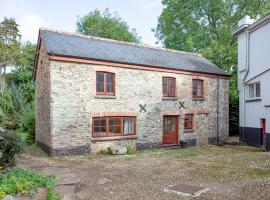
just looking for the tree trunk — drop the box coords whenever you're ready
[0,65,7,92]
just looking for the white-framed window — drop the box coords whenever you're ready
[247,82,261,99]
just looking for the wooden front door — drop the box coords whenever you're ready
[163,116,178,145]
[261,119,266,146]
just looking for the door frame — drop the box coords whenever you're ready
[162,115,179,145]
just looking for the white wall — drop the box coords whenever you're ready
[247,22,270,80]
[238,22,270,132]
[245,71,270,132]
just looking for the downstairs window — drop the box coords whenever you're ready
[184,114,194,130]
[93,116,136,137]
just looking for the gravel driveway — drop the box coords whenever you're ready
[17,144,270,200]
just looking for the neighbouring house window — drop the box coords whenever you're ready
[247,82,261,99]
[184,114,193,130]
[93,116,136,137]
[162,77,176,97]
[192,79,204,98]
[96,72,115,95]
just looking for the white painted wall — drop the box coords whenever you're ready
[237,20,270,132]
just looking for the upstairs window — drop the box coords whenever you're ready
[247,82,261,99]
[184,114,193,130]
[93,116,136,138]
[192,79,204,98]
[96,72,115,95]
[162,77,176,97]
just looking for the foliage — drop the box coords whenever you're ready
[0,168,60,200]
[19,103,35,133]
[126,144,135,155]
[0,17,36,131]
[0,17,21,92]
[0,89,14,116]
[154,0,270,104]
[0,130,21,166]
[77,8,141,43]
[100,147,114,155]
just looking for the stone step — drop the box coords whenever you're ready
[54,185,77,200]
[56,173,80,186]
[42,166,72,176]
[162,144,180,149]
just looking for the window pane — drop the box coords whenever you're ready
[124,117,134,134]
[197,81,202,97]
[106,73,114,84]
[106,83,113,93]
[162,78,167,96]
[109,118,121,134]
[97,83,104,93]
[169,79,175,96]
[97,73,104,82]
[248,84,254,99]
[114,126,121,133]
[184,115,193,129]
[163,117,175,132]
[93,118,106,135]
[192,80,197,96]
[256,83,260,97]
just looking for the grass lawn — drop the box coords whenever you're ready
[17,144,270,200]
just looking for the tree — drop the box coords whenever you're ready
[0,17,21,92]
[154,0,270,103]
[77,9,141,43]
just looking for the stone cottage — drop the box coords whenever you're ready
[33,28,229,155]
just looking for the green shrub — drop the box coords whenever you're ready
[19,104,35,144]
[100,147,114,155]
[0,90,18,129]
[0,90,15,115]
[0,168,60,200]
[126,144,135,155]
[0,130,22,166]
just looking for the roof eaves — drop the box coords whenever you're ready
[48,53,229,77]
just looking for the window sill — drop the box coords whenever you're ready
[162,97,178,100]
[95,95,116,99]
[184,129,195,133]
[192,97,205,101]
[245,98,261,102]
[91,135,137,142]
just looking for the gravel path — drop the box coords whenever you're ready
[17,144,270,200]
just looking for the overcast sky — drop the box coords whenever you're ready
[1,0,163,45]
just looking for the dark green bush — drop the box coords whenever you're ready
[0,130,22,166]
[19,105,35,144]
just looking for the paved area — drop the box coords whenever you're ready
[41,166,80,200]
[164,183,209,197]
[16,143,270,200]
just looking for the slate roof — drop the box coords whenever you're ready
[39,29,228,76]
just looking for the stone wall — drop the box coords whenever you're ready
[43,60,229,155]
[35,43,52,149]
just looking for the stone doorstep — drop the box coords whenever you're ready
[164,183,209,197]
[42,166,72,176]
[54,185,77,200]
[56,173,81,186]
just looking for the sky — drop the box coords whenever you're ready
[1,0,163,45]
